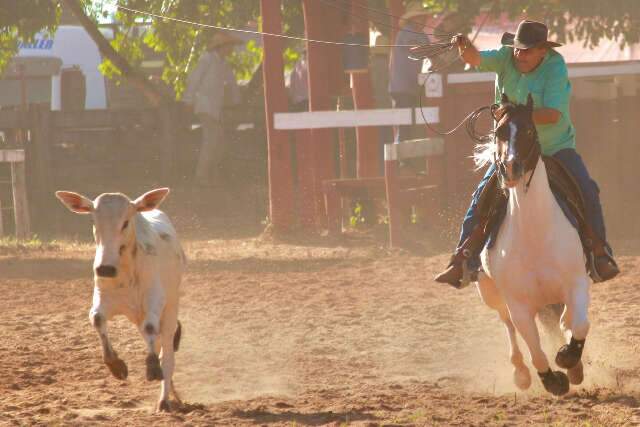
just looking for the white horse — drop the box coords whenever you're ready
[474,94,590,395]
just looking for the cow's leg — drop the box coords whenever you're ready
[556,278,590,375]
[508,301,569,396]
[140,286,165,383]
[89,307,128,380]
[156,315,179,412]
[476,273,530,390]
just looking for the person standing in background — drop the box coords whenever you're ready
[183,31,241,186]
[388,1,430,143]
[288,48,309,112]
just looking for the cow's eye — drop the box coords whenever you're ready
[122,220,129,231]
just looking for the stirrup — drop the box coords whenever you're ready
[459,258,473,289]
[458,249,479,289]
[586,245,619,283]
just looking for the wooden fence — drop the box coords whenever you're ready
[0,102,267,237]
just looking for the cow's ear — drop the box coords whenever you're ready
[134,188,170,212]
[55,191,93,214]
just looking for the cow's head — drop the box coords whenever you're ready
[55,188,170,279]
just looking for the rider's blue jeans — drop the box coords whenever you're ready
[457,148,607,265]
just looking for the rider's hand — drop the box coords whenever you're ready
[451,34,470,50]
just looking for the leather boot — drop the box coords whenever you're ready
[435,224,488,288]
[581,225,619,282]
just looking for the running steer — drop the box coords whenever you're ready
[55,188,184,412]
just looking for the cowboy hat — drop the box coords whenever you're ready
[209,31,243,49]
[401,1,430,22]
[501,20,562,49]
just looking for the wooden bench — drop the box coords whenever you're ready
[323,138,445,247]
[0,149,30,239]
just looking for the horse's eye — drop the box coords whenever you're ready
[122,220,129,231]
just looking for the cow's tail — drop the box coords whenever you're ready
[173,320,182,352]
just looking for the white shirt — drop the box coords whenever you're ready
[183,50,237,119]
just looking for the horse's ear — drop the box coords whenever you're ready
[501,92,510,104]
[526,93,534,111]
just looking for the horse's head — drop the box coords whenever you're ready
[492,93,541,188]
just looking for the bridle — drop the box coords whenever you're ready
[492,103,541,191]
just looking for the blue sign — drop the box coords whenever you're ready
[19,39,54,50]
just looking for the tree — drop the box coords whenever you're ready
[0,0,638,106]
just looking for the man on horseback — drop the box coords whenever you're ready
[435,20,619,287]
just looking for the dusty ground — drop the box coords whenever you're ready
[1,228,640,426]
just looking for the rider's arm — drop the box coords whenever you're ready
[454,35,481,67]
[533,108,561,124]
[454,35,510,73]
[538,60,571,125]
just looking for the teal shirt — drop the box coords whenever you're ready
[478,46,576,155]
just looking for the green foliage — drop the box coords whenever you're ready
[349,201,366,228]
[1,0,639,97]
[0,0,58,71]
[416,0,640,48]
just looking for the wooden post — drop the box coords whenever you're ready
[261,0,295,233]
[303,0,335,229]
[324,182,342,235]
[384,143,402,247]
[11,159,30,239]
[350,0,380,178]
[27,104,54,234]
[0,199,4,237]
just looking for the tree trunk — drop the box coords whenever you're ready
[62,0,168,106]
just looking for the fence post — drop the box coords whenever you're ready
[384,143,403,248]
[27,104,54,234]
[261,0,295,233]
[11,158,30,239]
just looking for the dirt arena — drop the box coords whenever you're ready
[2,221,640,426]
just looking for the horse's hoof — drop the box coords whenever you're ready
[556,338,585,370]
[156,399,171,412]
[539,369,570,396]
[105,358,128,380]
[145,354,164,381]
[514,367,531,390]
[567,361,584,385]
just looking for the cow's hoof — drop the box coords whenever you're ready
[145,354,163,381]
[539,369,569,396]
[106,358,128,380]
[156,399,171,412]
[568,361,584,385]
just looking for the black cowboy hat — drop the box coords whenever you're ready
[501,20,562,49]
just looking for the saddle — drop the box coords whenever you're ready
[477,156,588,250]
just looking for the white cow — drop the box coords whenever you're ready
[56,188,184,411]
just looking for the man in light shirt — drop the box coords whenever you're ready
[183,32,241,186]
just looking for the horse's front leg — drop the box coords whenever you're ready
[476,273,530,389]
[89,301,128,380]
[508,301,569,396]
[556,277,590,382]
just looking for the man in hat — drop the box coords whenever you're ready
[435,20,619,287]
[388,1,429,143]
[183,31,241,186]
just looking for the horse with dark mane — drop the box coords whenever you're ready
[474,93,589,396]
